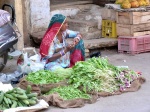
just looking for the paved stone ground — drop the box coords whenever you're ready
[1,49,150,112]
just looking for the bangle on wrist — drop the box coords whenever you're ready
[59,51,63,56]
[62,49,65,55]
[59,49,65,56]
[76,36,80,41]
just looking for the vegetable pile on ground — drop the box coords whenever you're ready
[68,57,140,93]
[0,85,38,110]
[44,86,91,100]
[26,70,67,84]
[116,69,139,91]
[17,57,143,109]
[25,57,140,96]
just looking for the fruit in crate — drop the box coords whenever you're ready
[115,0,124,4]
[137,0,147,6]
[145,0,150,5]
[121,0,131,9]
[130,0,140,8]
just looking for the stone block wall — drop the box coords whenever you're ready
[29,0,51,34]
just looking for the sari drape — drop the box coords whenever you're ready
[40,14,85,69]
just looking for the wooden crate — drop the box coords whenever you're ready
[116,12,150,25]
[117,23,150,36]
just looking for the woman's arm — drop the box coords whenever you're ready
[55,48,63,53]
[47,49,66,62]
[47,44,75,63]
[66,29,82,45]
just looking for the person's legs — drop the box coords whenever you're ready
[45,62,63,71]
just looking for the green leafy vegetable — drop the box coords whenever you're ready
[52,68,73,78]
[45,86,91,100]
[69,57,120,93]
[26,70,65,84]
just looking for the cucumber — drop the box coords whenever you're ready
[16,90,25,95]
[17,101,23,107]
[3,97,9,105]
[28,99,37,105]
[11,100,17,108]
[0,104,3,110]
[0,91,4,104]
[2,103,8,110]
[31,97,38,101]
[7,98,12,105]
[27,93,37,98]
[3,100,9,108]
[6,90,14,94]
[16,94,28,100]
[22,100,29,105]
[19,101,27,107]
[15,88,26,95]
[26,85,32,94]
[5,93,18,101]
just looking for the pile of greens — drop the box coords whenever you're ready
[26,57,140,93]
[26,70,66,84]
[68,57,120,93]
[52,68,73,78]
[45,86,91,100]
[69,57,139,93]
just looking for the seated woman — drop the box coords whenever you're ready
[39,14,85,71]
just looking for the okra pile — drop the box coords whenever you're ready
[0,85,38,110]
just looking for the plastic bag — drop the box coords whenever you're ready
[0,82,13,92]
[0,73,16,83]
[0,70,24,84]
[17,47,45,74]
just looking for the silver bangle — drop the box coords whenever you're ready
[76,36,80,41]
[59,49,65,56]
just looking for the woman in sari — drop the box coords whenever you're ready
[39,14,85,71]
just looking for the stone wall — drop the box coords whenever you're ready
[29,0,51,34]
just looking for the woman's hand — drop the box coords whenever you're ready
[73,34,82,45]
[65,43,75,52]
[47,44,74,63]
[73,37,80,45]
